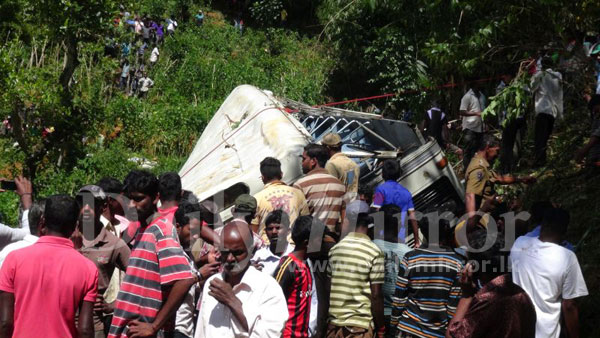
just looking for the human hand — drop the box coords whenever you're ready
[207,247,221,264]
[414,239,421,249]
[209,278,239,308]
[520,176,536,184]
[127,320,157,338]
[70,226,83,250]
[15,176,32,197]
[199,262,220,280]
[459,263,477,297]
[251,261,264,271]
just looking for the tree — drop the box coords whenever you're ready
[1,0,118,180]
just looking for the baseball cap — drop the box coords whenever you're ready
[77,185,106,200]
[234,194,257,213]
[321,133,342,147]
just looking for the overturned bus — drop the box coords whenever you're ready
[179,85,464,241]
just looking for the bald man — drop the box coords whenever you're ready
[195,221,288,338]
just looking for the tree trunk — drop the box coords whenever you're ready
[59,34,79,107]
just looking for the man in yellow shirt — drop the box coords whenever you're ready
[251,157,309,240]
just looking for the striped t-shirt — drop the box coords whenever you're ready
[328,232,385,329]
[274,253,313,338]
[293,168,346,233]
[390,247,464,338]
[108,208,195,338]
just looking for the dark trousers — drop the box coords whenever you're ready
[500,117,525,174]
[463,129,483,169]
[534,114,555,166]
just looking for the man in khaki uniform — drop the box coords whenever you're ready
[322,133,360,199]
[465,135,536,215]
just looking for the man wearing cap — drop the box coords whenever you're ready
[322,133,360,199]
[76,185,131,338]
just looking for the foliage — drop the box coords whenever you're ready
[483,72,531,126]
[250,0,284,27]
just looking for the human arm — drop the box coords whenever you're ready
[128,278,196,337]
[562,299,580,338]
[390,255,410,336]
[200,225,219,246]
[575,134,599,164]
[370,283,385,338]
[445,264,476,338]
[15,176,33,212]
[493,174,536,185]
[77,301,95,338]
[208,278,249,331]
[274,257,294,298]
[408,210,420,248]
[0,292,14,338]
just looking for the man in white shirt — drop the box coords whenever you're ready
[0,176,33,251]
[195,221,288,338]
[531,56,563,167]
[459,82,486,169]
[149,46,159,66]
[0,199,43,268]
[511,207,588,338]
[138,72,153,99]
[251,210,294,277]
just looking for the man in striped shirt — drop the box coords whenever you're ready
[108,170,196,338]
[390,220,463,338]
[294,144,346,237]
[274,215,313,338]
[327,213,385,338]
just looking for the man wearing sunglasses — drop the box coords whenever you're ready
[76,185,131,338]
[195,221,288,338]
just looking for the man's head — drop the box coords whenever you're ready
[123,170,159,223]
[264,210,290,246]
[174,200,203,249]
[260,157,283,183]
[41,195,80,238]
[381,159,402,181]
[343,200,370,236]
[305,216,327,259]
[291,214,312,249]
[541,56,553,70]
[302,144,329,174]
[28,199,46,237]
[530,201,553,226]
[97,177,125,218]
[76,185,107,231]
[467,229,508,282]
[220,220,254,277]
[158,172,182,204]
[540,207,570,242]
[232,194,257,224]
[321,133,343,154]
[478,134,501,162]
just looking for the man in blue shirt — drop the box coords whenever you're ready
[371,159,421,248]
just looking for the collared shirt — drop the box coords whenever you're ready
[0,234,38,268]
[531,69,563,119]
[194,266,289,338]
[325,152,360,196]
[372,180,415,242]
[0,236,98,338]
[80,226,130,332]
[252,180,310,238]
[510,236,588,338]
[391,246,464,338]
[274,253,313,338]
[109,207,195,337]
[460,89,485,133]
[328,232,385,329]
[252,243,294,277]
[465,152,499,207]
[293,168,346,233]
[447,274,537,338]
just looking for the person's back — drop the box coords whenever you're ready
[328,230,384,330]
[0,195,98,338]
[511,236,586,337]
[423,106,447,147]
[510,208,587,338]
[532,68,563,118]
[391,247,463,337]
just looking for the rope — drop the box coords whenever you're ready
[314,76,501,108]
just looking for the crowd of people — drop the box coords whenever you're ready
[0,125,590,338]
